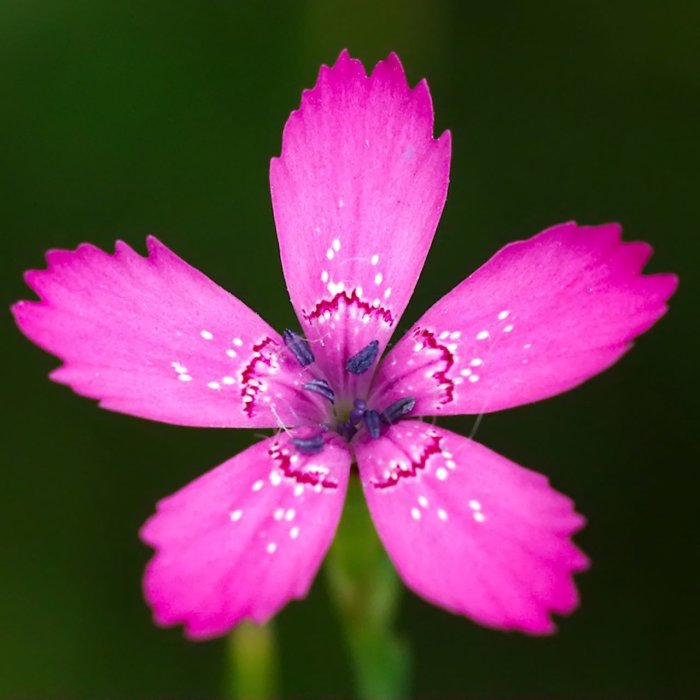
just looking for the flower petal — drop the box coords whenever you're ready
[371,223,677,415]
[141,433,351,639]
[12,238,327,427]
[355,422,588,634]
[270,50,451,395]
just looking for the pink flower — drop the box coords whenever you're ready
[12,50,676,640]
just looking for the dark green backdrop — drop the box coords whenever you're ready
[2,1,698,698]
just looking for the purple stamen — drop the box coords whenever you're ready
[381,397,416,424]
[349,398,367,424]
[363,409,381,439]
[292,434,325,455]
[346,340,379,375]
[283,329,315,367]
[303,378,335,404]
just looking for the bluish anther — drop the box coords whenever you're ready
[363,409,381,439]
[303,378,335,404]
[283,329,315,367]
[349,398,367,425]
[381,397,416,424]
[346,340,380,375]
[292,434,325,455]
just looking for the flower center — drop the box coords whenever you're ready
[283,331,415,452]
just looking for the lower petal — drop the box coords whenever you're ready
[355,422,588,634]
[141,434,351,639]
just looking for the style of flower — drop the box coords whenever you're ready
[12,50,676,639]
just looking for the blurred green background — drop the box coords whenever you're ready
[2,1,698,697]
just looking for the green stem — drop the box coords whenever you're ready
[326,476,411,699]
[225,620,278,700]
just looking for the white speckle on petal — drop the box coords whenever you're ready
[226,349,237,358]
[207,381,221,390]
[274,508,284,520]
[294,484,304,497]
[470,358,483,367]
[230,509,243,522]
[469,499,482,510]
[476,330,490,340]
[449,331,461,340]
[266,542,277,554]
[446,460,456,470]
[200,330,213,340]
[469,374,480,383]
[332,238,341,252]
[178,374,192,382]
[411,507,421,520]
[473,512,486,523]
[252,480,264,492]
[371,253,380,266]
[439,330,450,340]
[523,343,532,349]
[437,508,448,521]
[269,471,282,486]
[384,287,392,299]
[374,272,383,285]
[233,337,243,347]
[460,368,472,377]
[503,324,514,333]
[418,495,429,508]
[326,248,334,260]
[436,467,448,481]
[285,508,296,521]
[222,376,235,385]
[321,270,329,283]
[290,526,300,539]
[498,310,510,320]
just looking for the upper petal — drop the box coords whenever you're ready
[371,222,677,415]
[142,433,351,639]
[355,422,588,634]
[270,50,451,395]
[12,238,327,428]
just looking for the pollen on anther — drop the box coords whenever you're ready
[200,330,214,340]
[411,507,421,520]
[230,509,243,522]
